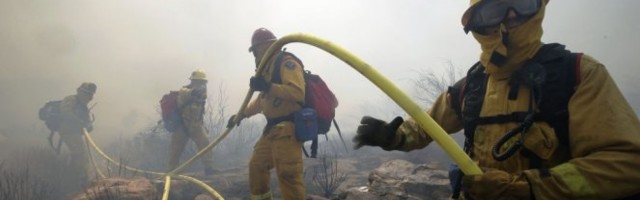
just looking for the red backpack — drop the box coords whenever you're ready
[160,91,182,132]
[303,73,338,133]
[271,51,338,134]
[272,50,347,157]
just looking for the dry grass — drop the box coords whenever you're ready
[306,153,348,198]
[0,147,87,199]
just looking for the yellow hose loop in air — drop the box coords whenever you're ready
[82,129,223,199]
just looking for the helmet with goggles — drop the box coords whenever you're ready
[462,0,542,33]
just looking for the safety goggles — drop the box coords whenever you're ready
[464,0,541,33]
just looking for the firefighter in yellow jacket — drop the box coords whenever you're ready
[59,82,96,183]
[168,69,216,176]
[353,0,640,199]
[228,28,306,200]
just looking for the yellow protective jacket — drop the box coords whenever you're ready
[59,95,91,134]
[244,52,305,120]
[177,86,206,128]
[393,54,640,199]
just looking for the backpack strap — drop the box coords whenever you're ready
[271,51,285,84]
[460,63,487,153]
[332,119,349,153]
[302,145,311,158]
[448,77,466,122]
[536,45,581,150]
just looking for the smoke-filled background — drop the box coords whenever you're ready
[1,0,639,160]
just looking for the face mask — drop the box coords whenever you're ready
[472,1,546,75]
[473,28,509,73]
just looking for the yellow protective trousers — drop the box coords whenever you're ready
[58,132,89,181]
[249,122,304,200]
[169,124,214,172]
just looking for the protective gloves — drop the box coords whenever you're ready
[353,116,403,150]
[250,76,271,92]
[461,168,532,200]
[226,115,242,129]
[86,124,94,132]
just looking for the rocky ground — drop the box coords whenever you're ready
[72,153,453,200]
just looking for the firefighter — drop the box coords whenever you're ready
[227,28,306,200]
[58,82,96,183]
[168,69,217,176]
[353,0,640,199]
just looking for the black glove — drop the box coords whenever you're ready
[226,115,242,129]
[353,116,403,150]
[86,124,94,132]
[250,76,271,92]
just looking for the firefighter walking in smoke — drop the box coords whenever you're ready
[167,69,217,176]
[353,0,640,199]
[58,82,97,184]
[227,28,306,200]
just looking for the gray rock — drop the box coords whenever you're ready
[340,159,451,200]
[73,177,157,200]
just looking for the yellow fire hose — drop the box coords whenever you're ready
[84,32,481,200]
[82,129,224,200]
[162,176,171,200]
[168,33,481,177]
[85,136,106,179]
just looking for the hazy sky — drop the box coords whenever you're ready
[1,0,639,145]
